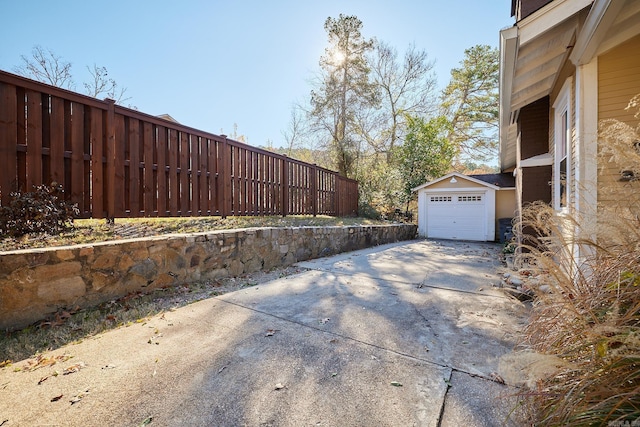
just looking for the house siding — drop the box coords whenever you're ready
[513,0,554,21]
[496,190,517,218]
[519,96,550,160]
[597,34,640,206]
[521,166,552,205]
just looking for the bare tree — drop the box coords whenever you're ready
[13,46,132,106]
[84,64,130,104]
[13,45,74,89]
[281,106,310,156]
[367,42,438,161]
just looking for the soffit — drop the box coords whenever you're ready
[510,17,578,111]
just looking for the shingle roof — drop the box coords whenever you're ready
[468,173,515,188]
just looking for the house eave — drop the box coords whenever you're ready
[518,0,593,45]
[499,1,593,172]
[570,0,636,65]
[499,26,519,171]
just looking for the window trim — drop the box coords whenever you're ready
[553,77,573,212]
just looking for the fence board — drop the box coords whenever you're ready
[90,107,104,218]
[0,83,17,205]
[168,129,178,216]
[192,135,201,216]
[208,138,218,215]
[128,118,141,216]
[49,96,65,188]
[70,102,85,213]
[25,89,43,191]
[113,114,125,217]
[142,121,153,216]
[156,126,168,216]
[179,131,189,216]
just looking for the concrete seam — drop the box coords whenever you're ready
[436,368,453,427]
[307,267,511,300]
[215,296,509,385]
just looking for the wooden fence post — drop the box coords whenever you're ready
[105,98,116,222]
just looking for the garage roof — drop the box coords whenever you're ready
[412,172,514,192]
[468,173,516,188]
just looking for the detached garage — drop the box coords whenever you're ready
[413,172,516,242]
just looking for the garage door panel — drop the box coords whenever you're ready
[426,192,486,241]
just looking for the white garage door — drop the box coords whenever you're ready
[426,193,486,241]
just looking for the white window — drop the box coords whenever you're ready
[553,78,572,211]
[430,196,452,202]
[458,195,482,202]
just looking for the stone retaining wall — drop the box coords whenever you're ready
[0,224,416,331]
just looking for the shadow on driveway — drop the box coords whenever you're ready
[0,239,529,426]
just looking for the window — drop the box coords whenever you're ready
[553,78,572,211]
[430,196,452,202]
[458,195,482,202]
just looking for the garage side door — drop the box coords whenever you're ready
[426,193,486,241]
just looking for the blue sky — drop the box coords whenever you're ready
[0,0,513,148]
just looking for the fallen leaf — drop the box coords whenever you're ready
[331,372,337,377]
[139,416,153,426]
[390,381,403,387]
[217,366,227,374]
[265,329,279,337]
[38,376,50,385]
[0,360,11,368]
[102,364,116,370]
[24,354,71,372]
[70,389,90,405]
[274,383,286,390]
[50,394,63,402]
[63,362,86,375]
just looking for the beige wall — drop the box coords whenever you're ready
[496,189,517,219]
[598,34,640,206]
[426,177,487,190]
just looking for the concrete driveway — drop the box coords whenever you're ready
[0,239,528,426]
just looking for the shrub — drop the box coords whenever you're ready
[0,183,79,237]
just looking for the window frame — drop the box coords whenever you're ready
[553,78,573,212]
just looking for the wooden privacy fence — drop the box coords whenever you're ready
[0,70,358,219]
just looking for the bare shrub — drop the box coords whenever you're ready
[0,183,79,237]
